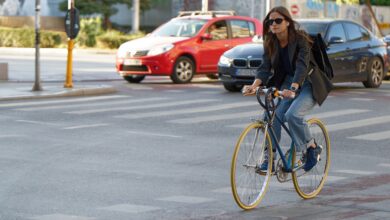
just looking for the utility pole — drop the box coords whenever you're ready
[202,0,208,12]
[33,0,42,91]
[132,0,140,33]
[365,0,383,37]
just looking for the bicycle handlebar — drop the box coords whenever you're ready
[255,87,295,111]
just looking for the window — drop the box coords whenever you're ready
[230,20,254,38]
[344,23,364,42]
[326,23,346,43]
[207,21,228,40]
[360,27,370,41]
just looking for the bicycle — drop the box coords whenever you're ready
[230,87,330,210]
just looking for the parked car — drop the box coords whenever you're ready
[218,19,389,92]
[116,11,262,84]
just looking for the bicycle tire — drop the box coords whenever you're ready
[292,118,331,199]
[230,122,273,209]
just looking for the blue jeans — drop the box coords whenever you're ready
[265,77,316,153]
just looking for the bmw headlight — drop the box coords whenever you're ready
[219,55,233,67]
[147,44,174,56]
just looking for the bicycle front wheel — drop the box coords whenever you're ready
[292,118,331,199]
[230,122,273,210]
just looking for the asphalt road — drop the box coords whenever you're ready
[0,79,390,220]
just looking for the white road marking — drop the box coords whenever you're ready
[0,95,128,108]
[117,101,258,119]
[308,109,370,119]
[16,120,58,126]
[168,110,261,124]
[348,130,390,141]
[16,98,166,111]
[333,170,375,175]
[349,98,375,101]
[127,130,182,138]
[98,204,161,213]
[156,196,215,204]
[378,163,390,167]
[227,109,370,129]
[29,213,96,220]
[63,123,109,130]
[66,99,214,115]
[327,115,390,132]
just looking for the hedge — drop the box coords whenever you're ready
[0,27,66,48]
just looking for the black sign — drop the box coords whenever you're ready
[65,8,80,39]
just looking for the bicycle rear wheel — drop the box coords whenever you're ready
[230,122,273,210]
[292,118,330,199]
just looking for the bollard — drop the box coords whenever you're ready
[0,63,8,80]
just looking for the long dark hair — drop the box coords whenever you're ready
[263,6,312,57]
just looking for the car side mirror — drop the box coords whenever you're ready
[201,33,213,40]
[328,36,344,45]
[383,35,390,46]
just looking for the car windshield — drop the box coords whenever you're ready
[152,19,207,37]
[299,22,328,37]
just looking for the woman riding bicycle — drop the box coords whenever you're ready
[243,6,332,172]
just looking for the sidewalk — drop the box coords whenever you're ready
[0,81,117,101]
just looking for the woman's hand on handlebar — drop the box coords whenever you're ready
[281,89,296,99]
[242,85,257,96]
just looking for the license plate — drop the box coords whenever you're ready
[124,59,141,66]
[236,69,257,76]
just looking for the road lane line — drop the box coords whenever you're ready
[15,119,58,126]
[378,163,390,167]
[0,95,128,108]
[126,130,182,138]
[66,99,215,115]
[327,115,390,132]
[168,110,261,124]
[348,130,390,141]
[63,123,109,130]
[17,97,168,111]
[334,170,375,175]
[227,109,370,129]
[117,101,258,119]
[349,98,375,101]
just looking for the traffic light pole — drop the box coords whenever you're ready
[64,0,74,88]
[33,0,42,91]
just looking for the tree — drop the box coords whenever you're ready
[59,0,152,29]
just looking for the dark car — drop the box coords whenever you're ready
[218,19,389,92]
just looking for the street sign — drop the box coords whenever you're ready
[65,8,80,39]
[291,4,299,15]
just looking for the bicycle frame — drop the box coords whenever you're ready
[256,87,299,173]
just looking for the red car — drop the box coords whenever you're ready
[116,11,262,83]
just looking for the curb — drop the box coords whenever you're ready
[0,86,117,101]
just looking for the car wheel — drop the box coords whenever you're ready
[123,75,145,83]
[171,56,195,84]
[363,57,383,88]
[223,82,244,92]
[206,74,219,80]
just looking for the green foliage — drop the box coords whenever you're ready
[0,27,66,48]
[76,17,103,47]
[96,30,145,49]
[59,0,152,29]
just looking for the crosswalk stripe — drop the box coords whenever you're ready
[327,115,390,132]
[348,130,390,141]
[349,98,375,101]
[16,97,168,111]
[65,99,215,115]
[168,110,261,124]
[333,170,375,175]
[0,95,128,108]
[63,123,109,130]
[116,101,258,119]
[378,163,390,167]
[227,109,370,129]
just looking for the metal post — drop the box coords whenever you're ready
[64,0,74,88]
[132,0,140,33]
[202,0,208,12]
[32,0,42,91]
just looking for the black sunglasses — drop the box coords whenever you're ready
[266,18,284,26]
